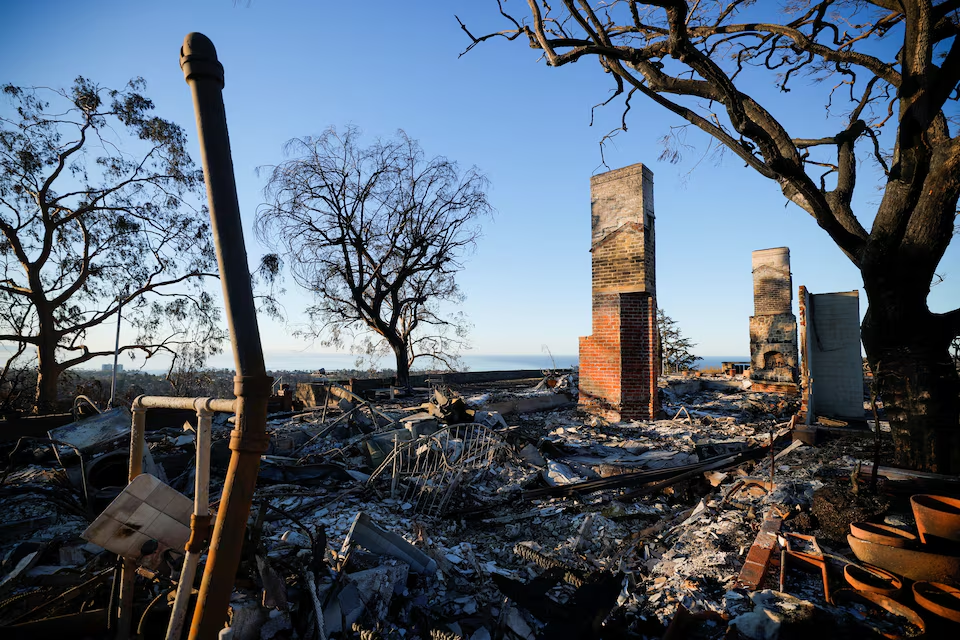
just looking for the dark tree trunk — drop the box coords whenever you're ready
[34,334,62,415]
[391,339,411,390]
[862,283,960,474]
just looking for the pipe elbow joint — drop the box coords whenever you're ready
[181,32,224,85]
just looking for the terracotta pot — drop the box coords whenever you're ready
[911,494,960,545]
[912,581,960,623]
[847,534,960,584]
[849,521,917,548]
[844,563,903,597]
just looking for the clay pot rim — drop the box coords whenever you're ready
[843,563,903,595]
[850,521,917,548]
[911,581,960,624]
[912,494,960,514]
[911,494,960,545]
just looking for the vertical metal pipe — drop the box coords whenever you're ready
[166,400,213,640]
[800,287,815,426]
[194,400,213,526]
[109,298,123,408]
[128,405,146,482]
[769,428,776,488]
[180,33,272,640]
[116,405,147,639]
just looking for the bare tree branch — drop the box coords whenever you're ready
[257,126,492,385]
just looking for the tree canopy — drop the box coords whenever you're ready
[658,309,702,374]
[256,126,492,385]
[0,77,223,411]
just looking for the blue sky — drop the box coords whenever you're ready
[2,1,957,369]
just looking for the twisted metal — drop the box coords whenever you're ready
[513,544,584,588]
[368,423,503,516]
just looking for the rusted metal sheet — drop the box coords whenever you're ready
[781,533,831,603]
[47,407,130,454]
[911,494,960,545]
[848,534,960,584]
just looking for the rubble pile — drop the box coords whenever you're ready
[1,378,958,639]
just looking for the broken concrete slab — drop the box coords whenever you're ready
[322,582,364,634]
[485,393,573,416]
[345,563,409,621]
[338,512,437,575]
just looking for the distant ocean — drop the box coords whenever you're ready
[65,352,749,374]
[205,352,750,373]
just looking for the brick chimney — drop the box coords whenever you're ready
[579,164,660,421]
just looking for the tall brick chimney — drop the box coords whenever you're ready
[748,247,799,392]
[579,163,660,422]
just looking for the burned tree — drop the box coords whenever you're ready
[468,1,960,473]
[0,77,223,412]
[257,127,491,387]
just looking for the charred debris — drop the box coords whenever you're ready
[1,372,958,640]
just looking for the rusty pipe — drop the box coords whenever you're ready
[180,32,272,640]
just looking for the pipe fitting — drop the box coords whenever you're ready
[131,395,149,412]
[185,514,213,554]
[233,375,273,399]
[194,397,215,417]
[180,32,224,85]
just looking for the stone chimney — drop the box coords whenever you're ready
[748,247,799,392]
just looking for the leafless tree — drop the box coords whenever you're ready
[0,77,224,412]
[256,127,492,387]
[466,0,960,473]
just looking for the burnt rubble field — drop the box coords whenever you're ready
[1,375,958,640]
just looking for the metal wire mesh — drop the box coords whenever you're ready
[367,423,504,516]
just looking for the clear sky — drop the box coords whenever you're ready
[2,1,957,369]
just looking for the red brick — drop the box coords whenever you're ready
[580,165,659,422]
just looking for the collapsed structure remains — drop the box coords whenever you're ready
[748,248,799,394]
[1,34,958,640]
[799,287,865,421]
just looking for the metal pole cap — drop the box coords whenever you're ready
[180,32,224,85]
